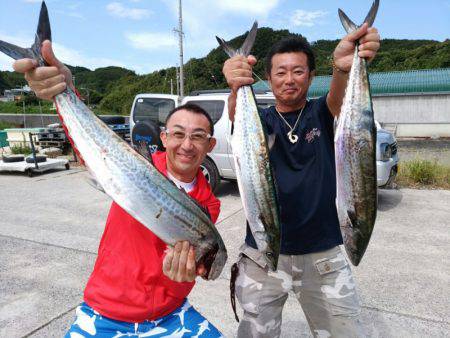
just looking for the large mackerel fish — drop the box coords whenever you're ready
[0,1,227,280]
[335,0,379,266]
[216,23,281,271]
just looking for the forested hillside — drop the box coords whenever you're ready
[1,27,448,115]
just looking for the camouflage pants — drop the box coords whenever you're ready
[235,244,364,338]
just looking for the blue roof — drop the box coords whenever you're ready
[253,68,450,97]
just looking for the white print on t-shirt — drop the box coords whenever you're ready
[305,128,321,143]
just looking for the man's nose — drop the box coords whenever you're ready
[285,72,294,84]
[181,135,194,149]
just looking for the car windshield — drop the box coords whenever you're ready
[132,98,176,126]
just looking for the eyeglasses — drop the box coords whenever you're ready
[164,128,212,145]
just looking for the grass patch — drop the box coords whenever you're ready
[397,159,450,189]
[0,101,54,114]
[10,144,32,155]
[0,121,19,130]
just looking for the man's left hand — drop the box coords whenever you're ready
[333,23,380,73]
[163,241,206,282]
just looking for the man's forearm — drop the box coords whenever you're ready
[228,91,237,122]
[327,69,349,117]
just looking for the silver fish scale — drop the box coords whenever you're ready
[54,89,227,279]
[335,48,377,266]
[232,85,280,269]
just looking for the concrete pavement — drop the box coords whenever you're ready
[0,169,449,337]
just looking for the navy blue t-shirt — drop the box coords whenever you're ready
[245,95,343,255]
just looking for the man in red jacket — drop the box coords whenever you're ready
[14,43,224,337]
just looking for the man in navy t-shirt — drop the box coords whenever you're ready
[223,23,380,337]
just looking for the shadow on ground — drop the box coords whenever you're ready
[377,188,403,211]
[215,180,239,198]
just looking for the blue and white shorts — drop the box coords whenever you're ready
[65,299,223,337]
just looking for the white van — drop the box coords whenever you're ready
[129,91,399,191]
[129,90,275,192]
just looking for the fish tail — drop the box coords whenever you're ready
[0,40,33,61]
[0,1,51,65]
[338,0,379,34]
[363,0,380,27]
[215,21,258,57]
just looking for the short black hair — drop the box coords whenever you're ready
[165,103,214,136]
[265,37,316,75]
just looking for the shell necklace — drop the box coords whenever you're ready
[275,105,305,144]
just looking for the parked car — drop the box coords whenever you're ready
[98,115,130,142]
[375,120,399,187]
[130,91,399,191]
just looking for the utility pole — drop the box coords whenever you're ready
[176,66,180,96]
[173,0,184,99]
[170,79,174,95]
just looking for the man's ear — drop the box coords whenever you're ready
[207,137,217,152]
[160,131,167,148]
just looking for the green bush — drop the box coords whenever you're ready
[405,159,437,184]
[0,121,18,129]
[10,144,32,155]
[398,159,450,189]
[0,101,54,114]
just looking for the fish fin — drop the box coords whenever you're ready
[338,0,379,34]
[240,21,258,56]
[216,21,258,57]
[346,209,358,229]
[36,2,52,43]
[230,263,240,322]
[0,1,51,65]
[363,0,380,27]
[84,172,105,194]
[0,40,34,60]
[338,9,358,34]
[134,140,154,165]
[31,1,52,66]
[215,36,236,58]
[267,133,276,150]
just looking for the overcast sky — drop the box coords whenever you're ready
[0,0,449,74]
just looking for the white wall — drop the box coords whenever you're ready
[373,93,450,123]
[372,93,450,138]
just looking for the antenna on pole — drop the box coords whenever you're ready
[173,0,184,99]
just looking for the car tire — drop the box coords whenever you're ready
[2,154,25,163]
[65,163,70,170]
[201,157,220,193]
[25,155,47,163]
[98,115,125,125]
[131,120,164,154]
[26,168,33,177]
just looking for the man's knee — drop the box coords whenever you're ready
[238,311,282,338]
